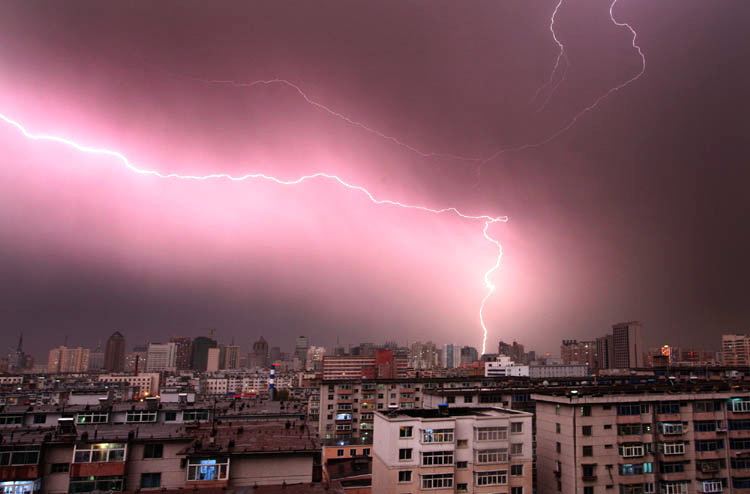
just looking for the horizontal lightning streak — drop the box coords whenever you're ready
[0,112,505,354]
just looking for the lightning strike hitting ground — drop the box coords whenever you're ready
[0,112,505,354]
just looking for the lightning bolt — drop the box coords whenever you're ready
[0,111,504,354]
[478,0,645,169]
[531,0,569,112]
[192,0,644,175]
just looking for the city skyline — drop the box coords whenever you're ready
[0,0,748,356]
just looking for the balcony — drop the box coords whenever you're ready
[697,480,724,493]
[70,462,126,477]
[0,465,39,481]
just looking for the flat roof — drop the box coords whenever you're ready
[377,406,529,420]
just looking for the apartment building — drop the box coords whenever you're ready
[723,334,750,367]
[534,384,750,494]
[0,399,320,493]
[323,350,408,380]
[372,407,533,494]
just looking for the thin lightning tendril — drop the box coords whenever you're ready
[0,112,505,354]
[531,0,569,112]
[477,0,645,170]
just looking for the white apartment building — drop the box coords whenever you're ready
[372,407,533,494]
[98,373,160,396]
[146,342,177,372]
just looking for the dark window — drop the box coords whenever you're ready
[337,449,344,457]
[581,405,592,417]
[350,449,356,456]
[164,411,177,421]
[695,439,724,451]
[730,420,750,431]
[730,438,750,450]
[511,464,524,476]
[143,443,163,459]
[584,487,594,494]
[583,445,593,456]
[457,461,468,469]
[33,414,46,424]
[659,461,686,474]
[582,425,593,436]
[583,464,596,478]
[399,448,412,460]
[694,420,718,432]
[655,402,680,414]
[51,463,69,473]
[734,478,750,489]
[556,442,561,453]
[556,423,561,434]
[398,470,412,482]
[140,472,161,489]
[511,488,524,494]
[618,403,648,416]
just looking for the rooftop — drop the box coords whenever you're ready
[378,406,527,420]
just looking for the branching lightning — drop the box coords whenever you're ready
[531,0,569,112]
[0,112,505,354]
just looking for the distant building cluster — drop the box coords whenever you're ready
[0,321,743,493]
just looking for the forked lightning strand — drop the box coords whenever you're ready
[0,112,505,354]
[531,0,569,112]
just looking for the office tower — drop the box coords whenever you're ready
[220,344,241,370]
[295,335,310,362]
[723,334,750,366]
[444,344,461,369]
[104,331,126,372]
[190,336,218,371]
[612,321,644,369]
[47,346,90,373]
[170,336,193,371]
[560,340,597,367]
[248,336,269,369]
[145,342,177,372]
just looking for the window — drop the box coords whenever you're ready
[399,425,413,438]
[421,473,453,489]
[728,398,750,413]
[694,420,718,432]
[69,476,124,493]
[556,423,561,434]
[659,461,687,474]
[51,463,69,473]
[734,478,750,489]
[0,446,41,466]
[660,481,688,494]
[398,470,412,483]
[75,412,109,424]
[457,483,469,492]
[399,448,412,461]
[363,448,370,456]
[658,423,684,435]
[476,470,507,486]
[619,443,646,458]
[350,449,357,456]
[140,472,161,489]
[511,464,524,476]
[33,414,46,424]
[730,419,750,430]
[698,480,726,494]
[694,400,720,413]
[730,438,750,450]
[583,445,593,456]
[732,457,750,469]
[660,442,686,455]
[655,402,680,415]
[619,483,655,494]
[618,423,651,436]
[582,425,593,436]
[0,415,23,425]
[583,464,596,479]
[187,458,229,481]
[73,443,126,463]
[422,451,453,466]
[604,424,613,430]
[477,448,507,464]
[476,426,507,441]
[423,428,454,443]
[581,405,592,417]
[165,411,177,421]
[511,443,523,456]
[556,442,561,453]
[511,422,523,434]
[618,403,648,416]
[143,443,163,459]
[457,439,468,448]
[336,449,344,457]
[584,488,594,494]
[695,439,724,451]
[183,410,210,421]
[619,463,653,475]
[511,488,524,494]
[457,461,468,469]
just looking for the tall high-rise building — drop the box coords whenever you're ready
[443,344,461,369]
[88,343,105,372]
[190,336,218,371]
[305,345,326,371]
[146,342,177,372]
[612,321,644,369]
[560,339,597,367]
[248,336,269,369]
[295,335,309,362]
[269,346,281,363]
[126,345,148,373]
[170,336,193,371]
[104,331,126,372]
[47,346,90,373]
[220,344,241,370]
[595,334,614,370]
[206,347,221,373]
[460,346,479,365]
[408,341,439,370]
[722,334,750,366]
